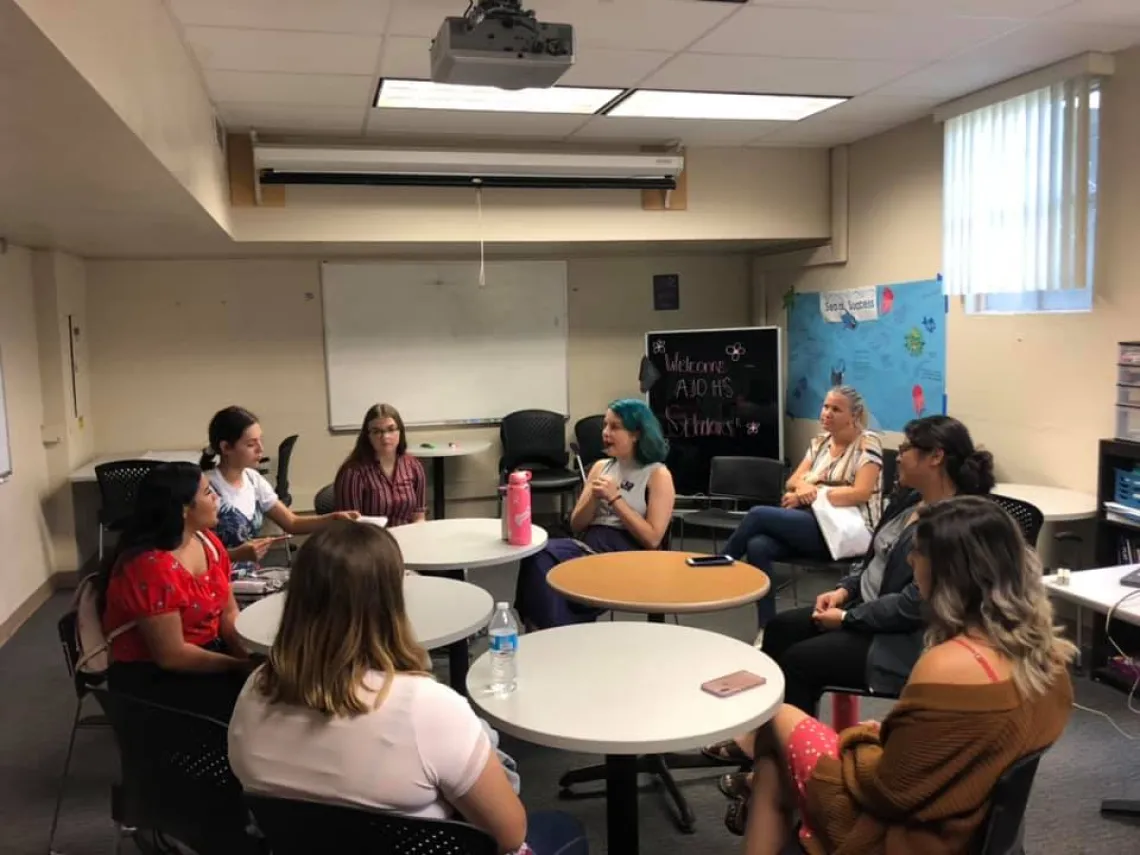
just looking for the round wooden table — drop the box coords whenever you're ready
[546,550,770,621]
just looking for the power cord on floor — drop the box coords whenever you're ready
[1071,588,1140,740]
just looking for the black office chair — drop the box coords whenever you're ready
[971,748,1048,855]
[499,409,580,519]
[314,483,335,515]
[94,460,162,559]
[678,456,785,551]
[274,434,299,507]
[990,494,1045,548]
[49,611,110,855]
[245,794,497,855]
[569,414,606,479]
[91,688,261,855]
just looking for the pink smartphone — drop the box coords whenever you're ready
[701,670,767,698]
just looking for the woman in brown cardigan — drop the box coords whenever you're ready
[738,495,1074,855]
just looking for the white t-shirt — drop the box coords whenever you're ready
[228,670,491,820]
[208,468,278,521]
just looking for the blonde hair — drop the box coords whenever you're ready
[828,385,869,429]
[916,496,1077,699]
[257,521,430,716]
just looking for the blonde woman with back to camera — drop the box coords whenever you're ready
[734,496,1074,855]
[227,521,589,855]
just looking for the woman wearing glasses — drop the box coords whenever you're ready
[334,403,427,526]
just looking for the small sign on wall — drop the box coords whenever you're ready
[653,274,680,311]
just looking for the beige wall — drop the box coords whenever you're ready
[0,245,56,627]
[759,46,1140,495]
[86,253,752,511]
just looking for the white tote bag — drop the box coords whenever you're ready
[811,488,872,560]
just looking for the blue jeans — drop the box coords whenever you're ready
[526,809,589,855]
[722,505,830,627]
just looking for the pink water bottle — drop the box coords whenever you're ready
[506,470,533,546]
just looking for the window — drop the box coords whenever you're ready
[942,64,1103,315]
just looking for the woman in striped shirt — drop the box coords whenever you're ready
[334,404,427,527]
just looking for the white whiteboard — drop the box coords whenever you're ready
[0,346,11,482]
[322,261,569,428]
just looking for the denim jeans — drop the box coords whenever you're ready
[722,505,830,627]
[526,809,589,855]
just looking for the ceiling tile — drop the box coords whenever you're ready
[167,0,392,35]
[386,0,743,50]
[872,21,1140,100]
[750,119,899,147]
[183,26,383,75]
[643,53,919,97]
[742,0,1070,16]
[217,103,366,135]
[380,36,432,79]
[559,49,671,88]
[569,116,785,147]
[808,94,941,124]
[203,70,375,108]
[690,6,1025,60]
[366,108,589,139]
[1044,0,1140,26]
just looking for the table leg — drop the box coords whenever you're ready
[447,638,470,696]
[605,755,639,854]
[432,458,446,520]
[1076,605,1085,670]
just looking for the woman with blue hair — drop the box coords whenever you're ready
[514,399,676,629]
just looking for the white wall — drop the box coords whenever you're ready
[0,244,55,628]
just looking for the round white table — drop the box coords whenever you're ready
[389,517,548,573]
[412,440,493,519]
[235,575,494,691]
[467,622,784,853]
[993,483,1097,522]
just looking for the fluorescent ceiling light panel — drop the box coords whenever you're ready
[607,90,847,121]
[376,79,622,114]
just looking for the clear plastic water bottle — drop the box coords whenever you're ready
[487,602,519,694]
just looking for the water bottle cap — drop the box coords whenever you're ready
[509,470,532,484]
[496,601,509,609]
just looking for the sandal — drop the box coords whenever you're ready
[717,771,752,800]
[701,738,750,765]
[725,795,749,836]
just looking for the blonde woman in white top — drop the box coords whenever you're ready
[722,386,883,632]
[228,521,588,855]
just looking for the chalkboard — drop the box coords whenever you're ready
[645,327,783,496]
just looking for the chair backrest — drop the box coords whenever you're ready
[314,483,335,515]
[245,793,498,855]
[500,409,568,472]
[972,749,1046,855]
[91,688,255,854]
[573,415,606,471]
[707,456,785,504]
[57,609,106,696]
[275,434,300,506]
[990,494,1045,547]
[881,448,899,500]
[94,460,162,525]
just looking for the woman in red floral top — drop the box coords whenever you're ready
[100,462,253,720]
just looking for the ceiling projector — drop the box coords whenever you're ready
[430,0,575,90]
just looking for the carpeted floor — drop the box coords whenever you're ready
[3,552,1139,854]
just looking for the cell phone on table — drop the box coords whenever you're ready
[685,555,735,567]
[701,670,767,698]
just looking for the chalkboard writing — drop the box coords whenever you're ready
[646,327,782,495]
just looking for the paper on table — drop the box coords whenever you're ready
[357,515,388,528]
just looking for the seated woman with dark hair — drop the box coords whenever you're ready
[514,398,676,630]
[704,415,995,764]
[200,406,357,566]
[228,521,588,855]
[100,462,254,721]
[333,402,427,526]
[732,495,1073,854]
